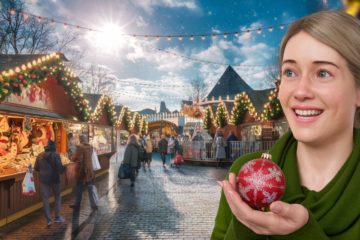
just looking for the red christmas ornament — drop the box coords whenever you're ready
[4,83,9,86]
[13,83,18,87]
[19,75,23,80]
[83,102,86,106]
[20,84,23,87]
[61,78,64,81]
[23,80,27,84]
[69,80,71,83]
[53,66,56,69]
[31,74,35,78]
[40,68,44,71]
[237,152,285,208]
[46,73,50,76]
[79,101,82,104]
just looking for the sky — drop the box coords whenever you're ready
[24,0,342,111]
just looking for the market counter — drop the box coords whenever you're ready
[0,151,115,228]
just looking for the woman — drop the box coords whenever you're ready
[168,135,175,160]
[144,135,153,167]
[212,11,360,239]
[123,135,141,187]
[213,131,227,169]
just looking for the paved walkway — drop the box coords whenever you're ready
[0,149,228,240]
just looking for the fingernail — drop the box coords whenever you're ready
[217,181,223,188]
[271,203,282,213]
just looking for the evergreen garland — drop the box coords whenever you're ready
[133,113,142,133]
[90,95,116,126]
[119,107,133,131]
[262,88,283,121]
[215,102,229,129]
[230,92,256,125]
[202,106,213,130]
[142,118,148,134]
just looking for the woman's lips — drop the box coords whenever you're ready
[292,108,324,123]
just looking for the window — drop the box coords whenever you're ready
[91,127,112,154]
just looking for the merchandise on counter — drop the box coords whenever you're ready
[60,152,71,165]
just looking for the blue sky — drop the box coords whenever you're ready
[26,0,342,111]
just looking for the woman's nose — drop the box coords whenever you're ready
[293,75,315,101]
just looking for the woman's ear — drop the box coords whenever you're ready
[356,88,360,107]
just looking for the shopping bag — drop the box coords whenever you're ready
[118,163,131,179]
[67,163,76,180]
[172,154,184,165]
[22,164,36,195]
[87,185,99,208]
[92,146,101,171]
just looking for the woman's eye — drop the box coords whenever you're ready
[285,69,295,77]
[318,70,330,78]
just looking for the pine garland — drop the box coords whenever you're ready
[142,118,148,134]
[230,92,256,125]
[90,95,116,126]
[215,102,229,129]
[262,88,283,121]
[118,107,133,131]
[133,113,142,133]
[202,106,213,130]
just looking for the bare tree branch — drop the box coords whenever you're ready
[263,47,280,89]
[184,75,209,103]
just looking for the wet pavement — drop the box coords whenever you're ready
[0,148,229,240]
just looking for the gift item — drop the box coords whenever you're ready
[22,164,36,195]
[237,152,285,208]
[171,153,184,165]
[92,146,101,171]
[67,163,76,180]
[60,152,70,165]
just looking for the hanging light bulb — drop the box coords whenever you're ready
[10,8,16,15]
[168,36,171,40]
[224,33,227,38]
[23,12,29,20]
[21,64,26,71]
[50,20,55,26]
[202,35,205,40]
[89,29,92,32]
[32,60,37,66]
[145,35,148,40]
[280,24,284,29]
[156,35,159,40]
[202,61,204,64]
[269,27,272,32]
[133,35,136,39]
[38,16,42,22]
[214,63,216,66]
[38,58,41,64]
[63,23,67,29]
[15,67,20,73]
[235,32,239,37]
[179,35,182,40]
[247,30,250,35]
[213,34,216,39]
[190,35,193,40]
[9,69,14,75]
[27,62,32,69]
[76,26,79,31]
[258,28,261,34]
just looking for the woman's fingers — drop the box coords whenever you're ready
[270,201,309,225]
[229,173,237,190]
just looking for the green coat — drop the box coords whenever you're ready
[211,129,360,240]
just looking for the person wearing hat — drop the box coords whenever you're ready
[34,140,65,226]
[69,134,98,210]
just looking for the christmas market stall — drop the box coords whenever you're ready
[0,53,116,227]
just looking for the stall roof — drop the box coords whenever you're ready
[247,88,274,114]
[83,93,102,110]
[0,53,82,82]
[136,108,156,115]
[114,105,123,116]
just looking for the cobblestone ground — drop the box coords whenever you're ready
[0,148,229,240]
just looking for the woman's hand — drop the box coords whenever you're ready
[218,173,309,235]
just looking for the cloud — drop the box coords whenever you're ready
[134,0,198,14]
[136,16,149,27]
[212,28,221,33]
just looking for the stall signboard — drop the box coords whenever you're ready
[4,85,50,110]
[262,128,273,141]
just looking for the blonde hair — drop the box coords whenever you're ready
[279,11,360,127]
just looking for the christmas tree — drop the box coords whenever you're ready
[263,88,283,121]
[202,106,213,130]
[215,102,229,129]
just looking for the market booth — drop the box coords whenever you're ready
[0,54,117,227]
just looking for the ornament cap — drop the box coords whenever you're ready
[261,151,272,160]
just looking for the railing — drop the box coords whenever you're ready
[181,140,277,161]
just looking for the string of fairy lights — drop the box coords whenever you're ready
[10,8,292,40]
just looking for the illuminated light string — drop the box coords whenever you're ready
[115,92,183,104]
[153,46,277,68]
[79,68,273,89]
[113,90,188,98]
[9,8,291,40]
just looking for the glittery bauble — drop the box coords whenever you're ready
[237,153,286,208]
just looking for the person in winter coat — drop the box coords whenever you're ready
[123,135,141,186]
[137,132,147,167]
[226,131,238,160]
[213,131,227,169]
[69,134,97,210]
[192,131,203,141]
[34,140,65,226]
[144,135,153,167]
[158,135,168,167]
[168,135,175,159]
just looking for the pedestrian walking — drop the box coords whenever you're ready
[123,135,141,187]
[137,132,147,167]
[213,131,227,169]
[158,135,168,167]
[144,135,153,167]
[69,134,98,211]
[168,135,175,160]
[34,140,65,226]
[226,131,238,160]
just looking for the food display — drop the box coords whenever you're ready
[237,152,286,208]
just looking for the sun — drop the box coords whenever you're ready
[87,24,126,54]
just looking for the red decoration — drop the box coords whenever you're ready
[237,152,285,208]
[19,75,23,80]
[40,68,44,71]
[4,83,9,86]
[53,66,56,69]
[31,74,35,78]
[20,84,23,87]
[46,73,49,76]
[23,80,27,84]
[83,103,86,106]
[31,177,34,182]
[69,80,71,83]
[13,83,18,87]
[61,78,64,80]
[79,101,82,104]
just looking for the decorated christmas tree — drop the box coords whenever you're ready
[215,102,229,129]
[231,92,252,125]
[202,106,213,130]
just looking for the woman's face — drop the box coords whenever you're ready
[279,31,360,145]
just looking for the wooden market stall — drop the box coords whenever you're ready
[0,54,117,227]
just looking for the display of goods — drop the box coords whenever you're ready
[237,152,286,208]
[60,152,71,164]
